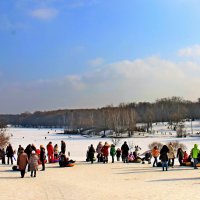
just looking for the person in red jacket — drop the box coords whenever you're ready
[101,142,110,163]
[46,142,54,163]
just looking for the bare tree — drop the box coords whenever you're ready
[166,141,187,152]
[111,138,121,146]
[0,122,9,148]
[107,106,121,137]
[128,140,135,152]
[176,123,186,138]
[148,141,163,150]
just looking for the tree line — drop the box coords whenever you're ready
[0,97,200,135]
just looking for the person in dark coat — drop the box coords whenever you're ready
[40,145,46,171]
[25,144,32,159]
[25,144,32,171]
[121,141,129,163]
[116,148,121,161]
[88,144,95,164]
[0,148,6,164]
[6,144,14,165]
[31,144,37,152]
[177,147,184,166]
[59,153,75,167]
[61,140,66,154]
[17,145,23,156]
[160,145,169,171]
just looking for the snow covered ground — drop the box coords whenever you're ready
[6,120,200,162]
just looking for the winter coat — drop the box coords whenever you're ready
[152,148,160,157]
[6,145,14,157]
[121,143,129,157]
[96,143,103,154]
[160,145,169,162]
[29,154,39,171]
[40,147,46,161]
[110,146,116,156]
[0,149,5,158]
[61,141,66,154]
[101,145,110,157]
[191,144,200,159]
[168,144,175,159]
[177,148,184,159]
[88,146,95,158]
[116,149,121,157]
[183,152,188,160]
[25,144,32,158]
[47,144,54,155]
[128,153,135,161]
[17,152,28,170]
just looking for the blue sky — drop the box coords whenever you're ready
[1,0,200,114]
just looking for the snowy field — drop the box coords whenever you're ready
[7,120,200,162]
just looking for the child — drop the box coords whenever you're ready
[116,148,121,161]
[128,152,135,162]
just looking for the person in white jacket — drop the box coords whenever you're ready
[168,142,175,167]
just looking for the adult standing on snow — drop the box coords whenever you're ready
[101,142,110,163]
[152,146,160,167]
[191,144,200,169]
[46,142,54,163]
[17,148,28,178]
[96,142,103,162]
[88,144,95,164]
[121,141,129,163]
[29,150,39,177]
[110,144,116,163]
[168,142,175,167]
[160,145,169,171]
[6,143,14,165]
[40,145,46,171]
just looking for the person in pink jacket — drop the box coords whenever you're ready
[46,142,54,163]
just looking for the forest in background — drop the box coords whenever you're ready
[0,97,200,135]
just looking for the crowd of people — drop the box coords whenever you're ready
[87,141,151,164]
[1,140,200,176]
[0,140,69,178]
[86,141,199,172]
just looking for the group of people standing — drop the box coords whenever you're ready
[151,143,199,171]
[2,140,200,176]
[17,144,47,178]
[86,141,200,172]
[87,141,131,164]
[0,144,14,165]
[0,140,67,178]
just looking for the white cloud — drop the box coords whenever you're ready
[178,44,200,57]
[88,58,104,67]
[29,8,58,20]
[1,56,200,114]
[65,75,86,90]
